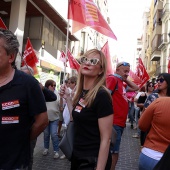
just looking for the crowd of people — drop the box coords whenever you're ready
[0,28,170,170]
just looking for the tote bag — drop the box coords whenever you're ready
[59,121,74,161]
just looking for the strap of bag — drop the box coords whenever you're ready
[108,75,118,95]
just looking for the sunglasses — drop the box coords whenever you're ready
[51,84,56,87]
[156,78,165,83]
[148,85,154,87]
[80,56,100,66]
[117,62,130,68]
[68,81,75,84]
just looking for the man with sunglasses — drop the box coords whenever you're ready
[106,61,139,170]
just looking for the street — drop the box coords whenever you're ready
[33,122,140,170]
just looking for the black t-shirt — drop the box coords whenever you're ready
[72,88,113,158]
[0,69,47,169]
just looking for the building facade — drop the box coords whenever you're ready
[0,0,111,86]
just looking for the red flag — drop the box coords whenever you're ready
[67,49,80,71]
[135,58,149,88]
[0,17,7,29]
[68,0,117,40]
[168,57,170,73]
[129,70,142,86]
[22,38,38,68]
[101,41,113,75]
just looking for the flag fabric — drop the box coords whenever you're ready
[22,38,38,68]
[168,57,170,73]
[135,57,150,88]
[59,51,67,63]
[68,0,117,40]
[59,51,68,67]
[67,49,80,71]
[101,41,113,75]
[0,17,7,29]
[129,70,142,86]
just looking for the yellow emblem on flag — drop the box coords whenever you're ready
[85,2,99,22]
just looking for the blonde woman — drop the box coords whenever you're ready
[60,49,113,170]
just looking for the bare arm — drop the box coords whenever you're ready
[30,112,48,140]
[125,79,139,92]
[96,114,113,170]
[60,84,73,121]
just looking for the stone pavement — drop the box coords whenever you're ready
[33,122,140,170]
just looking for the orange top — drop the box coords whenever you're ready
[139,97,170,153]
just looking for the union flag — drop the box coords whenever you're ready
[22,38,38,68]
[135,57,149,88]
[101,41,113,75]
[67,49,80,71]
[68,0,117,40]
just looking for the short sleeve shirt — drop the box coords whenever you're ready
[72,88,113,158]
[0,69,47,169]
[106,75,129,127]
[144,93,159,108]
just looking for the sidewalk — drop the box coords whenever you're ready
[32,122,140,170]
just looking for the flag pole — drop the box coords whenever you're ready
[64,11,70,82]
[19,52,33,76]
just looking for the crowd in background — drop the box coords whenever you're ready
[0,28,170,170]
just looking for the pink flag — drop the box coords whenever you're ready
[101,41,113,75]
[0,17,7,29]
[67,49,80,71]
[68,0,117,40]
[135,58,149,88]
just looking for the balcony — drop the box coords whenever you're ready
[151,34,161,61]
[162,2,170,20]
[158,33,168,49]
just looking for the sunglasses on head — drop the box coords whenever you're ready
[156,78,165,83]
[80,56,100,66]
[117,62,130,68]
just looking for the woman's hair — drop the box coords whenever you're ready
[45,79,55,88]
[146,82,154,93]
[139,86,146,92]
[73,49,111,107]
[68,76,77,85]
[0,28,19,68]
[158,73,170,96]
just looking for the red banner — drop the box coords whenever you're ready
[101,41,113,75]
[135,58,149,88]
[0,17,7,29]
[68,0,117,40]
[22,38,38,68]
[67,49,80,71]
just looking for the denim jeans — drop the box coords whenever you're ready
[110,125,124,154]
[44,119,59,152]
[139,152,159,170]
[128,102,135,125]
[134,107,140,135]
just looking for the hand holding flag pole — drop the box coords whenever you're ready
[19,51,34,76]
